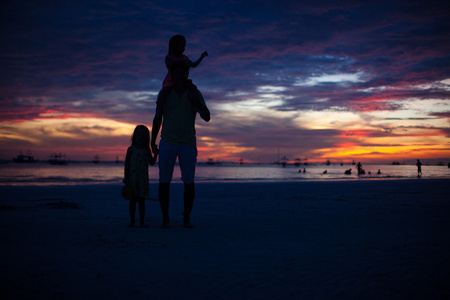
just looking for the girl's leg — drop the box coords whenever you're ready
[128,197,137,227]
[137,197,148,228]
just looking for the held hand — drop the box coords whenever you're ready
[151,143,159,155]
[149,154,157,166]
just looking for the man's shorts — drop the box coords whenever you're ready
[159,138,197,184]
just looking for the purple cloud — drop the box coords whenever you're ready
[1,0,449,162]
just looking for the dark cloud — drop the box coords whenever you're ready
[1,0,449,161]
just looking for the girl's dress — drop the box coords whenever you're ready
[162,54,190,87]
[128,145,149,197]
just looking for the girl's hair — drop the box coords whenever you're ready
[168,34,186,56]
[131,125,150,146]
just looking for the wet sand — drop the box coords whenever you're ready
[1,179,449,299]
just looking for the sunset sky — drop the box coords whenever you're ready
[1,0,450,164]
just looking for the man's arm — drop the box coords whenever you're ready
[151,107,162,155]
[195,90,210,122]
[199,104,210,122]
[151,91,166,155]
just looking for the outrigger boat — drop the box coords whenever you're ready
[13,151,38,163]
[49,152,68,165]
[93,154,100,163]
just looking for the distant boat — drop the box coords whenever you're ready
[49,152,68,165]
[281,155,288,167]
[93,155,100,163]
[13,151,37,163]
[206,158,215,165]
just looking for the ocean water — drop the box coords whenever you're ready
[0,162,449,186]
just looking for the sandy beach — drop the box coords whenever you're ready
[1,179,449,299]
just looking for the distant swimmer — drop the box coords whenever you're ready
[377,169,381,175]
[323,170,327,174]
[344,169,351,175]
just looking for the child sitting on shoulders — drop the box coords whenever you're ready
[162,34,207,88]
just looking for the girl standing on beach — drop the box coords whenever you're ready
[162,34,208,88]
[124,125,157,228]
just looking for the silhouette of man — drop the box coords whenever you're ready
[416,159,422,176]
[151,61,210,228]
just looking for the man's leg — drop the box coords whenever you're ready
[159,182,170,228]
[179,145,197,228]
[158,139,177,228]
[183,183,195,228]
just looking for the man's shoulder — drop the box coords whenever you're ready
[157,87,173,103]
[159,86,173,95]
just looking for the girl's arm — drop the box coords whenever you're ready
[124,146,132,184]
[190,51,208,68]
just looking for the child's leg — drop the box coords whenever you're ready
[128,197,137,227]
[137,196,147,228]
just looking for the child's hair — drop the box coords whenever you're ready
[131,125,150,146]
[168,34,186,56]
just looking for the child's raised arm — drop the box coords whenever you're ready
[190,51,208,68]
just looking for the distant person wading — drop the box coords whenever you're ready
[416,159,422,176]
